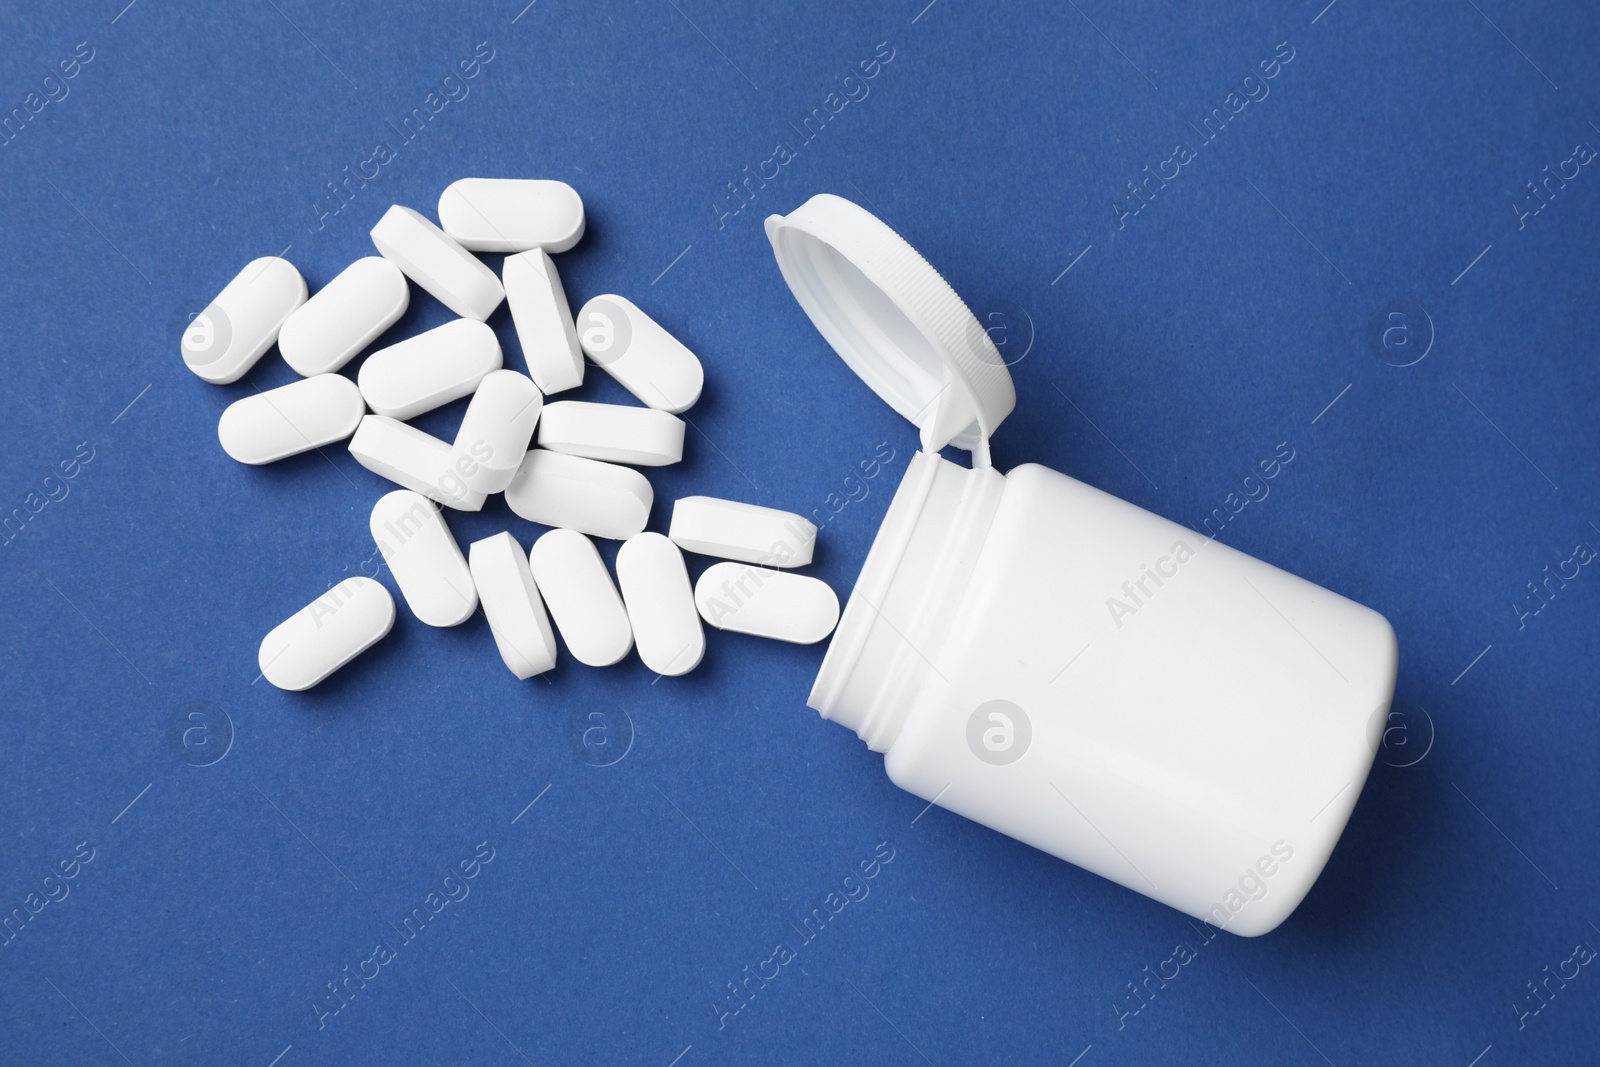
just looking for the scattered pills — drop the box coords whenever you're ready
[217,374,365,465]
[469,532,558,678]
[370,490,477,627]
[669,497,817,568]
[371,204,504,321]
[181,256,306,384]
[451,369,544,495]
[694,563,839,644]
[278,256,409,376]
[528,529,633,667]
[504,449,652,540]
[438,178,586,253]
[537,400,685,467]
[503,249,585,395]
[616,533,704,676]
[348,415,486,511]
[576,295,703,413]
[258,576,395,691]
[357,318,502,420]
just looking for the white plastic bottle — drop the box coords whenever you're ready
[766,195,1398,936]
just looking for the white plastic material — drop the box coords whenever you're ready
[669,496,816,568]
[278,257,409,376]
[348,415,486,512]
[503,249,585,395]
[181,257,306,384]
[528,529,633,667]
[218,374,365,465]
[616,533,704,677]
[258,577,395,691]
[537,401,685,466]
[468,532,557,678]
[694,563,839,644]
[357,319,502,420]
[452,370,543,495]
[575,295,703,413]
[370,491,477,627]
[370,204,504,321]
[503,450,652,540]
[438,178,586,253]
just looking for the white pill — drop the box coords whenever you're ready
[258,576,395,691]
[528,529,632,667]
[181,256,306,384]
[370,204,504,321]
[575,295,703,413]
[537,401,685,467]
[468,532,557,679]
[217,374,365,465]
[370,491,477,627]
[694,563,839,644]
[357,319,502,420]
[348,415,486,511]
[451,370,544,495]
[669,497,817,568]
[278,257,409,376]
[503,249,584,395]
[504,450,652,539]
[616,533,704,676]
[438,178,586,254]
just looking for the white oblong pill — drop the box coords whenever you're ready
[669,496,817,568]
[438,178,586,253]
[503,450,652,540]
[468,532,557,678]
[528,529,632,667]
[616,533,704,676]
[357,319,502,420]
[348,415,486,511]
[370,204,505,321]
[217,374,365,465]
[181,256,307,384]
[537,401,685,467]
[278,257,409,376]
[370,490,477,627]
[575,295,703,413]
[694,563,839,644]
[504,249,584,395]
[451,370,544,495]
[258,576,395,691]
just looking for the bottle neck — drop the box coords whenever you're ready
[808,449,1006,752]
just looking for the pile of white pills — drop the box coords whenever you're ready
[182,178,840,691]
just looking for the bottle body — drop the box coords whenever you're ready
[811,450,1398,935]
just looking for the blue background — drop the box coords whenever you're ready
[2,0,1597,1063]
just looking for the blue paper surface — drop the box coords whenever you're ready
[2,1,1597,1063]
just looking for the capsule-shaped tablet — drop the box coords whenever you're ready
[576,295,703,413]
[669,497,817,568]
[451,370,544,495]
[370,491,477,627]
[357,319,502,420]
[537,401,685,467]
[694,563,839,644]
[278,257,409,376]
[504,249,584,395]
[258,576,395,691]
[616,533,704,676]
[181,256,307,384]
[217,374,365,465]
[528,529,632,667]
[370,204,504,321]
[468,532,557,678]
[504,450,652,540]
[348,415,486,511]
[438,178,586,254]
